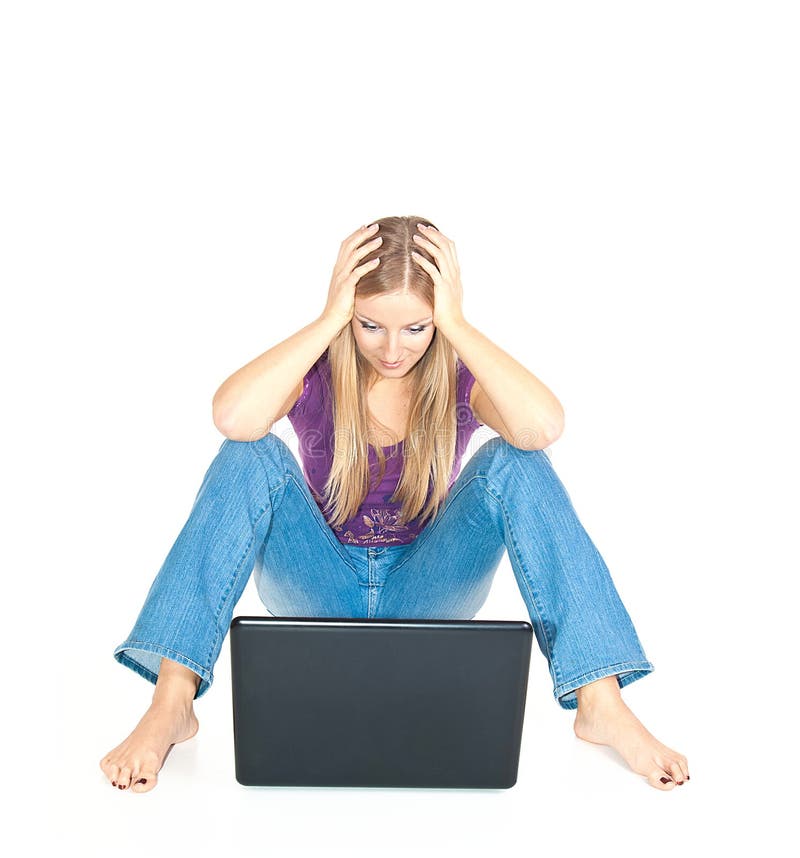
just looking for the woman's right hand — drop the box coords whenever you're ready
[320,223,382,330]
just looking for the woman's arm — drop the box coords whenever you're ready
[409,224,563,450]
[212,314,343,441]
[442,318,565,450]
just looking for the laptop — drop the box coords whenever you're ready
[229,615,533,789]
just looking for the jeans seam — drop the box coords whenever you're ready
[206,511,262,673]
[204,446,290,671]
[284,473,363,580]
[387,474,487,575]
[482,480,558,680]
[254,442,362,582]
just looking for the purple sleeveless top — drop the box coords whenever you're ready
[286,348,482,546]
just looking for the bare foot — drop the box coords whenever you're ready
[573,678,690,791]
[99,699,199,793]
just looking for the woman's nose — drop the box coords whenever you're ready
[384,333,401,360]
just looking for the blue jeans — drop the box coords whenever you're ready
[114,433,654,710]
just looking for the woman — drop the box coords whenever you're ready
[100,216,690,793]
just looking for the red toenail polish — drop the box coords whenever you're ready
[660,777,671,784]
[137,779,147,784]
[111,781,116,786]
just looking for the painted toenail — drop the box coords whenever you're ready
[111,781,116,786]
[660,777,671,784]
[137,779,147,784]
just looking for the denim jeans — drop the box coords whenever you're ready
[114,432,654,710]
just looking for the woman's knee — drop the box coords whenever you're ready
[466,436,556,488]
[215,430,298,478]
[225,429,293,455]
[471,435,547,465]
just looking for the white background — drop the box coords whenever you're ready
[3,1,797,854]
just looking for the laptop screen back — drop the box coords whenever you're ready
[230,616,533,789]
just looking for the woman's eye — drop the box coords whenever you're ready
[359,323,428,334]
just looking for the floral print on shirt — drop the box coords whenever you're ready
[330,508,412,545]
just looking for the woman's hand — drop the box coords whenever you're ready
[321,223,382,331]
[411,224,467,333]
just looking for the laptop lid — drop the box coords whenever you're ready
[230,616,533,789]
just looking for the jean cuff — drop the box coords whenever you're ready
[113,640,213,699]
[553,660,655,710]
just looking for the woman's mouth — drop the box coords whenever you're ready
[380,359,403,369]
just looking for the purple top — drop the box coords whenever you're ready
[286,348,482,546]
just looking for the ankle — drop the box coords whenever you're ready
[151,658,201,708]
[150,688,196,713]
[575,675,622,710]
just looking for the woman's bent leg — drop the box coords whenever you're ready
[378,436,655,711]
[113,432,363,698]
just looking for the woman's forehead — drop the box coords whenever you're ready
[354,291,433,323]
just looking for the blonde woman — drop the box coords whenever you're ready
[100,216,689,793]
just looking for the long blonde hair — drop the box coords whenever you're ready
[322,215,458,530]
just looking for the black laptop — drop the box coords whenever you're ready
[229,616,533,789]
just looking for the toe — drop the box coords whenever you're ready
[117,766,132,790]
[100,757,120,787]
[649,769,676,790]
[666,759,687,784]
[131,771,157,793]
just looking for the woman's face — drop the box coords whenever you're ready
[351,291,436,380]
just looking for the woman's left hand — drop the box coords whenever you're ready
[411,224,467,333]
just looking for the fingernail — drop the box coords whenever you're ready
[660,776,671,784]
